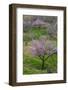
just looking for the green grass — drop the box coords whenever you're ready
[31,27,48,39]
[23,27,48,42]
[23,54,57,74]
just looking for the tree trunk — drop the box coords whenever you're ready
[41,59,45,70]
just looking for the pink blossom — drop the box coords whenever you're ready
[30,40,46,56]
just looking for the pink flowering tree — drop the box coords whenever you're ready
[30,40,57,70]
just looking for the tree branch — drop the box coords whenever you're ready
[45,51,57,61]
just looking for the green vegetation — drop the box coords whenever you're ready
[23,54,57,74]
[31,27,48,39]
[23,27,57,75]
[24,27,48,42]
